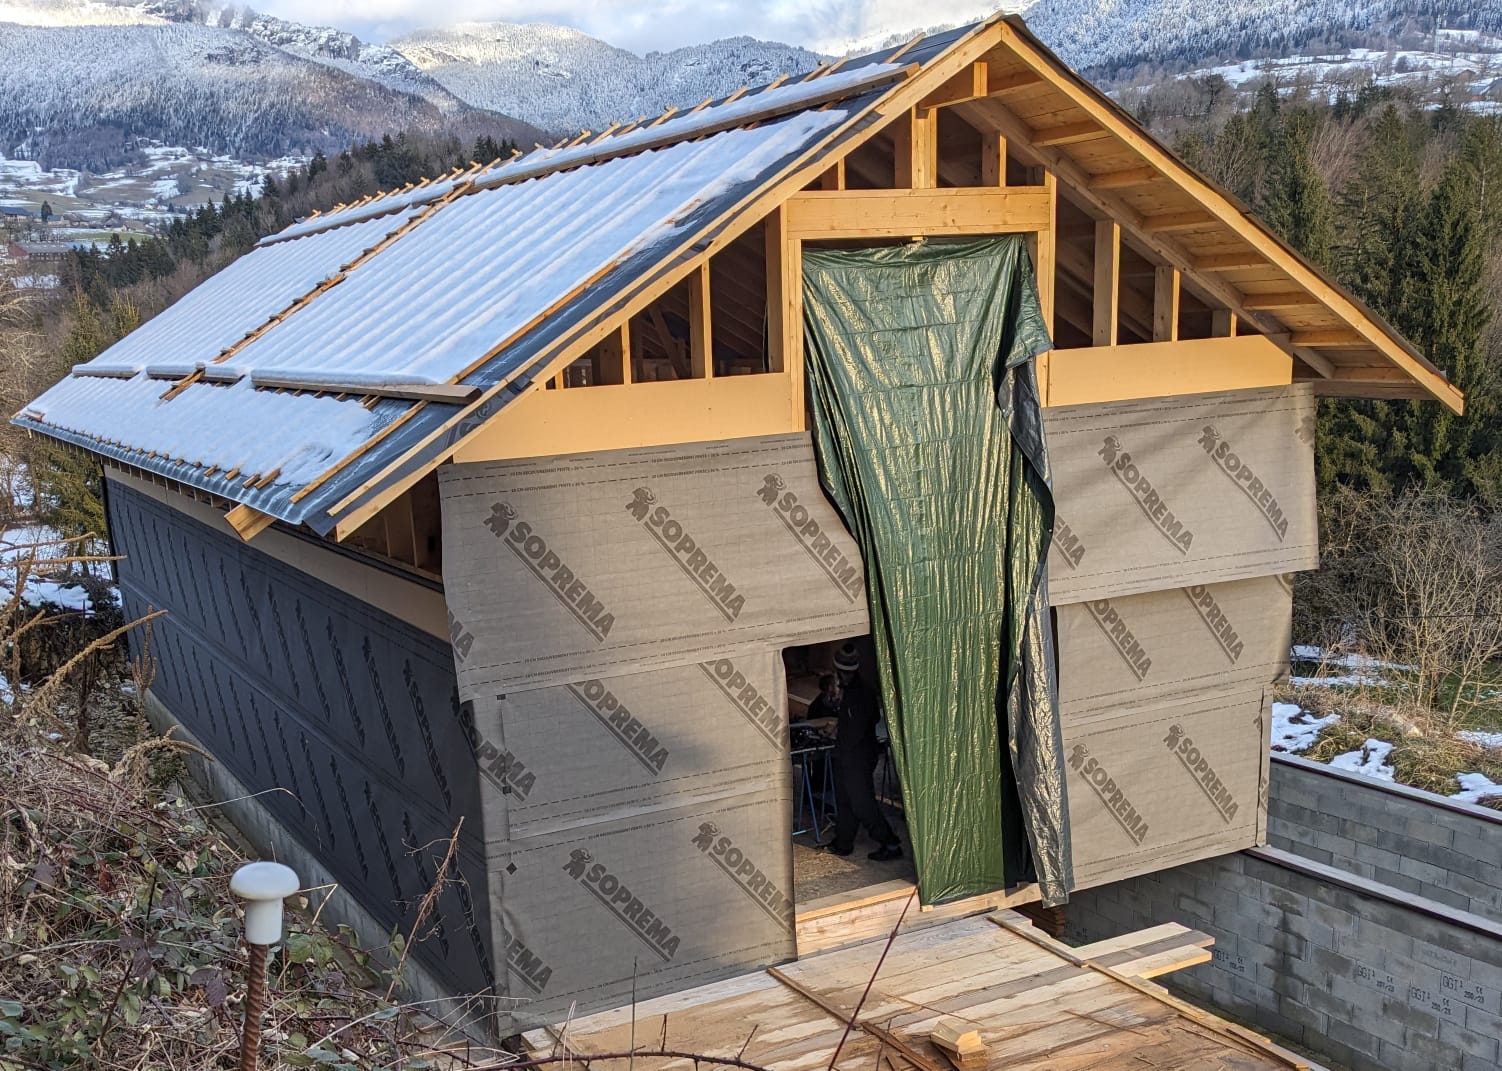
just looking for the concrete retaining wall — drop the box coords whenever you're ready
[1064,758,1502,1071]
[1268,754,1501,917]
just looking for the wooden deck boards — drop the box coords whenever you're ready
[525,909,1314,1071]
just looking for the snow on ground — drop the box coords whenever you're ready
[1451,772,1502,805]
[1270,700,1340,753]
[0,524,108,613]
[1327,738,1396,782]
[1459,730,1502,750]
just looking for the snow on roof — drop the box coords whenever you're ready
[71,208,425,377]
[264,63,905,247]
[222,108,849,385]
[15,69,889,530]
[27,373,383,486]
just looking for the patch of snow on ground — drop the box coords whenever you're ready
[1459,730,1502,750]
[0,525,104,613]
[1270,701,1339,753]
[1451,772,1502,805]
[1328,738,1396,782]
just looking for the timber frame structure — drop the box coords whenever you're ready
[20,14,1460,570]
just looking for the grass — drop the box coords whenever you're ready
[1283,682,1502,810]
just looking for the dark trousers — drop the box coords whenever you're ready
[830,745,896,850]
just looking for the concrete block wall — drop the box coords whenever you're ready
[1066,849,1502,1071]
[1268,754,1502,917]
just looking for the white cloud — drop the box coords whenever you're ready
[249,0,1019,53]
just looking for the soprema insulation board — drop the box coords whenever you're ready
[439,434,870,1027]
[1044,383,1318,605]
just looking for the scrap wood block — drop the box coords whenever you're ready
[929,1018,986,1070]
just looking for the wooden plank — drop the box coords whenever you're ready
[918,62,988,110]
[1092,219,1119,347]
[1211,308,1237,337]
[1071,923,1201,960]
[1153,265,1180,342]
[987,68,1043,94]
[1291,328,1366,347]
[1036,169,1057,386]
[688,263,713,378]
[247,375,480,404]
[1196,251,1267,272]
[980,130,1007,187]
[1242,291,1316,310]
[1046,336,1291,407]
[1141,210,1215,232]
[1032,119,1101,146]
[1088,165,1159,190]
[225,503,276,541]
[784,187,1052,239]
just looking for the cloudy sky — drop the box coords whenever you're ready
[249,0,1015,54]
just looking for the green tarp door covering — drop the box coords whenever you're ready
[802,236,1073,906]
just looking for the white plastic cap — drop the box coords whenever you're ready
[230,861,301,946]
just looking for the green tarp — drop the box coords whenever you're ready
[802,236,1072,905]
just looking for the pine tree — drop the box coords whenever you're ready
[1260,111,1336,269]
[1337,105,1421,318]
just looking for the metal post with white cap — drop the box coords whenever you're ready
[230,862,300,1071]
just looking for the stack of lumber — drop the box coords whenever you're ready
[524,909,1318,1071]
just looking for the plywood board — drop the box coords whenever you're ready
[1045,384,1317,604]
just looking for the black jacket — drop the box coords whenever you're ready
[808,677,882,759]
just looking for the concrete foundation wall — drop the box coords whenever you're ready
[1268,754,1502,917]
[1064,759,1502,1071]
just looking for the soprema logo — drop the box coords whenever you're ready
[699,657,783,748]
[1052,514,1087,569]
[486,501,616,643]
[1067,743,1149,845]
[1182,585,1245,663]
[562,849,680,961]
[691,822,794,928]
[1084,599,1153,681]
[566,679,670,774]
[1098,436,1194,554]
[1197,425,1290,541]
[756,474,863,602]
[626,487,745,621]
[1164,724,1240,823]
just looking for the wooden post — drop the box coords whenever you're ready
[981,132,1007,187]
[764,206,804,430]
[1211,308,1238,337]
[1036,168,1057,406]
[1154,266,1181,342]
[597,323,631,385]
[817,160,846,191]
[894,107,937,190]
[689,262,713,379]
[1093,219,1119,348]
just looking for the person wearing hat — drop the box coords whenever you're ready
[806,642,903,861]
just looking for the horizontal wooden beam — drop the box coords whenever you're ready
[249,375,482,404]
[1291,328,1368,347]
[987,69,1043,94]
[225,502,277,541]
[1141,210,1215,232]
[1032,120,1101,146]
[784,187,1052,240]
[1241,291,1316,310]
[918,61,988,110]
[1195,251,1267,272]
[1088,166,1160,191]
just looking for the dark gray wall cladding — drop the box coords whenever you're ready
[105,479,496,998]
[1269,754,1502,917]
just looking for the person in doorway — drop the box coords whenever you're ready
[808,643,902,861]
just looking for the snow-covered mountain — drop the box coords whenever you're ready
[0,1,542,170]
[391,23,826,135]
